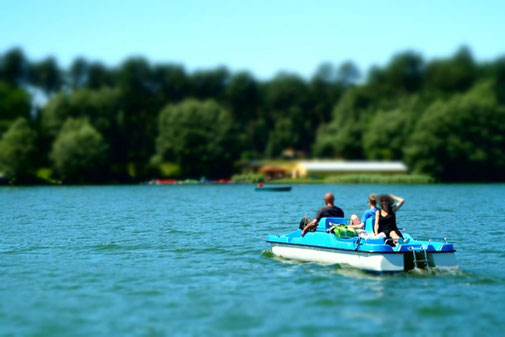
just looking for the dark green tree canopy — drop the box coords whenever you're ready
[425,47,477,93]
[265,117,299,158]
[69,58,89,89]
[0,48,29,86]
[50,118,108,183]
[42,87,122,138]
[0,117,37,183]
[337,61,361,87]
[1,46,505,184]
[225,71,259,124]
[405,82,505,181]
[155,99,238,178]
[152,64,189,103]
[87,62,115,89]
[190,67,230,101]
[29,57,62,95]
[0,82,31,135]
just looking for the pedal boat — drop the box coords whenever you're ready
[255,186,292,192]
[266,217,457,273]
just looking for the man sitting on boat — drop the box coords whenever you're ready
[301,193,344,236]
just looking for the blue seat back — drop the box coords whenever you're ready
[317,217,346,231]
[364,217,374,232]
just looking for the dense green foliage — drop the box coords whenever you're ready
[0,46,504,184]
[155,99,238,178]
[324,174,435,184]
[404,82,505,181]
[0,118,37,183]
[0,83,30,135]
[50,119,108,183]
[231,173,265,183]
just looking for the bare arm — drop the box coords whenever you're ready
[374,210,379,235]
[301,219,318,237]
[391,194,405,212]
[350,222,364,229]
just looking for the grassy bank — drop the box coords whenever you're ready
[267,178,325,184]
[231,173,265,183]
[270,174,435,184]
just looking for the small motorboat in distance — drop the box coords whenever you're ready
[255,185,292,192]
[267,217,457,273]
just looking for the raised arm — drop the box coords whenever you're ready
[391,194,405,212]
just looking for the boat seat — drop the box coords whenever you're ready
[317,217,346,232]
[364,217,374,232]
[363,237,385,244]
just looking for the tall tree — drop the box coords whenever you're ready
[117,57,157,162]
[152,64,189,104]
[0,82,31,135]
[425,46,477,93]
[386,51,424,92]
[50,118,108,183]
[313,87,374,158]
[0,117,37,183]
[491,56,505,105]
[29,57,62,95]
[87,62,115,89]
[265,117,299,158]
[363,95,428,160]
[404,82,505,181]
[0,48,28,86]
[336,61,361,87]
[225,71,259,125]
[190,67,230,101]
[69,57,89,89]
[155,99,238,178]
[263,73,316,154]
[311,63,345,125]
[41,88,121,138]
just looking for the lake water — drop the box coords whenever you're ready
[1,184,505,336]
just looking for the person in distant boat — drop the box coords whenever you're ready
[257,183,264,188]
[349,193,378,231]
[374,194,405,245]
[301,193,344,236]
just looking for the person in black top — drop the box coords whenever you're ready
[374,194,405,245]
[301,193,344,236]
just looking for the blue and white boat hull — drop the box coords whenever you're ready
[267,217,457,273]
[271,243,405,272]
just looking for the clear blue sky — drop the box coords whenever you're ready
[1,0,504,79]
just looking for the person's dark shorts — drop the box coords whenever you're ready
[379,224,403,239]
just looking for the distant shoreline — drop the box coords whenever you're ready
[233,173,436,185]
[3,173,505,186]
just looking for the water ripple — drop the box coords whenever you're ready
[1,184,505,336]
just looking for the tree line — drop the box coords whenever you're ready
[0,46,504,184]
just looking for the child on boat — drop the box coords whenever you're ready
[349,193,378,232]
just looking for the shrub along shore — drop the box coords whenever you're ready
[232,173,435,184]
